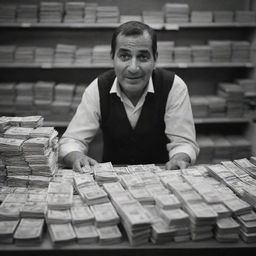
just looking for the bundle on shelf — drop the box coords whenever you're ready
[0,40,252,66]
[197,134,252,164]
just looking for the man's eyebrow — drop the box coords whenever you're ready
[138,50,151,55]
[117,48,130,53]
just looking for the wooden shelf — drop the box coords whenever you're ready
[0,62,253,69]
[0,22,256,30]
[194,117,251,124]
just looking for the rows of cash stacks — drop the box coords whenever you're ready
[0,117,256,246]
[0,77,255,123]
[0,40,252,65]
[0,2,256,24]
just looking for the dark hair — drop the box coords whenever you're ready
[110,21,157,60]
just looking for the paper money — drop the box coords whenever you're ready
[70,205,95,225]
[14,218,44,245]
[46,209,72,224]
[154,194,181,210]
[73,223,99,244]
[90,202,120,227]
[97,225,122,245]
[48,223,76,244]
[0,220,19,243]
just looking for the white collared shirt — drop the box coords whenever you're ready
[59,74,199,163]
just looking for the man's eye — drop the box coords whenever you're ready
[138,55,150,61]
[119,54,130,61]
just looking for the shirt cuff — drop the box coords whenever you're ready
[58,138,88,163]
[168,145,198,165]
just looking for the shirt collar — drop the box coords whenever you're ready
[110,76,155,98]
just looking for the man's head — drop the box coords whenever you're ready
[111,21,158,100]
[111,21,158,61]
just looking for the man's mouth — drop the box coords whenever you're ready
[126,76,141,80]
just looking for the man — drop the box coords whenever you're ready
[59,21,199,171]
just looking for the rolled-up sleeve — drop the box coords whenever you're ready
[165,75,200,164]
[58,78,101,162]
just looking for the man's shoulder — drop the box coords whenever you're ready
[154,68,175,78]
[98,69,116,83]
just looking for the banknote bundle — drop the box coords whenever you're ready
[223,197,252,216]
[20,202,47,218]
[173,46,191,63]
[46,209,72,224]
[84,3,97,23]
[119,174,144,189]
[142,11,164,25]
[163,3,189,23]
[145,183,169,197]
[0,202,23,220]
[112,198,151,246]
[157,41,174,64]
[183,201,218,241]
[53,169,74,185]
[191,45,211,63]
[14,218,44,245]
[235,11,256,23]
[93,162,118,184]
[231,41,250,63]
[215,217,240,242]
[92,45,111,65]
[144,205,175,244]
[90,202,120,227]
[0,4,16,23]
[209,40,231,63]
[70,205,95,225]
[39,2,64,23]
[154,194,181,210]
[0,220,19,244]
[190,96,209,118]
[73,173,95,190]
[16,4,38,23]
[191,11,213,23]
[102,182,126,198]
[47,182,73,210]
[73,223,98,244]
[63,1,85,23]
[48,223,76,245]
[213,11,233,23]
[3,127,34,140]
[136,171,161,186]
[28,175,51,188]
[96,6,120,24]
[209,204,231,219]
[234,158,256,179]
[76,183,109,205]
[23,137,57,177]
[97,225,122,245]
[128,187,155,205]
[237,211,256,243]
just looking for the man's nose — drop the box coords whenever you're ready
[128,58,139,72]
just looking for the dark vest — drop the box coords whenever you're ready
[98,68,174,165]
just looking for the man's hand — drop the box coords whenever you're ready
[63,151,98,173]
[165,153,191,170]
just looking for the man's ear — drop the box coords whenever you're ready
[154,51,158,61]
[153,51,158,69]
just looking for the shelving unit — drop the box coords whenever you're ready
[0,0,255,157]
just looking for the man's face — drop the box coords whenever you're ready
[113,31,157,97]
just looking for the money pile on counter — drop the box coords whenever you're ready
[1,154,256,246]
[0,115,58,187]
